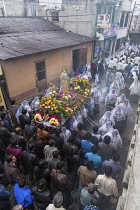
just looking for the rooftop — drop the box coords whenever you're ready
[0,17,92,60]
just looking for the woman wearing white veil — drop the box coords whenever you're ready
[15,100,31,123]
[110,80,120,96]
[111,104,126,133]
[69,115,78,131]
[116,93,127,106]
[105,89,117,111]
[103,129,122,150]
[98,121,113,136]
[120,99,132,127]
[91,88,102,115]
[31,97,40,111]
[99,111,115,126]
[129,77,140,102]
[75,110,83,124]
[60,126,71,143]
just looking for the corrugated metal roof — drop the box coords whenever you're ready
[0,17,93,60]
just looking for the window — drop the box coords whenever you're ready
[52,11,59,22]
[120,13,124,27]
[124,14,129,27]
[36,61,45,81]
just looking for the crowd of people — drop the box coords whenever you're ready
[0,42,140,210]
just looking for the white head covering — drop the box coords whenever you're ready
[31,97,40,111]
[104,129,122,150]
[112,104,125,122]
[69,116,78,131]
[15,100,31,123]
[60,126,71,143]
[116,94,126,106]
[81,105,88,118]
[99,111,115,126]
[105,89,117,105]
[75,110,83,124]
[98,121,113,136]
[92,89,102,103]
[121,99,132,116]
[129,78,140,96]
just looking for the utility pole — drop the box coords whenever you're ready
[127,1,136,39]
[2,0,7,16]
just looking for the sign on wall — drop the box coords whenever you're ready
[97,14,110,28]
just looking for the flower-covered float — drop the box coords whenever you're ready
[34,77,92,128]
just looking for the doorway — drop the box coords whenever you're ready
[72,48,87,70]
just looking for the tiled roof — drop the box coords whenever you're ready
[0,17,93,60]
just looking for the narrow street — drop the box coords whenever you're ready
[68,75,139,210]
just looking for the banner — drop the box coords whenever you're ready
[97,14,110,28]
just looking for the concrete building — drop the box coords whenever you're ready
[0,0,39,17]
[0,17,93,103]
[129,3,140,44]
[95,0,132,58]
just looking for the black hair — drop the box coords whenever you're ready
[91,145,98,154]
[55,128,62,135]
[71,130,77,137]
[112,153,120,162]
[18,177,26,188]
[56,161,64,170]
[6,154,14,163]
[93,126,98,133]
[1,113,6,120]
[68,135,75,143]
[52,150,59,158]
[104,166,112,177]
[38,159,46,168]
[0,106,4,111]
[26,117,31,125]
[79,149,86,158]
[104,135,111,145]
[77,123,83,130]
[28,142,35,151]
[22,109,27,115]
[48,140,55,147]
[86,132,92,140]
[37,178,46,190]
[39,124,44,130]
[15,127,22,135]
[11,100,16,105]
[87,161,94,170]
[10,139,17,146]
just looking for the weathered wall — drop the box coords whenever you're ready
[0,42,92,100]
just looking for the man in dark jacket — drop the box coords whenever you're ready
[19,109,29,130]
[32,178,52,210]
[24,118,36,139]
[22,142,39,185]
[50,161,71,208]
[63,135,79,173]
[50,128,64,151]
[4,154,21,185]
[0,121,11,147]
[11,127,26,150]
[0,175,11,210]
[34,159,50,188]
[1,112,13,132]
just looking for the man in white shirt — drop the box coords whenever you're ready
[94,166,118,209]
[113,57,118,72]
[117,61,122,71]
[134,56,140,65]
[108,58,114,71]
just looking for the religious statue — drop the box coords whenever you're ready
[60,70,70,92]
